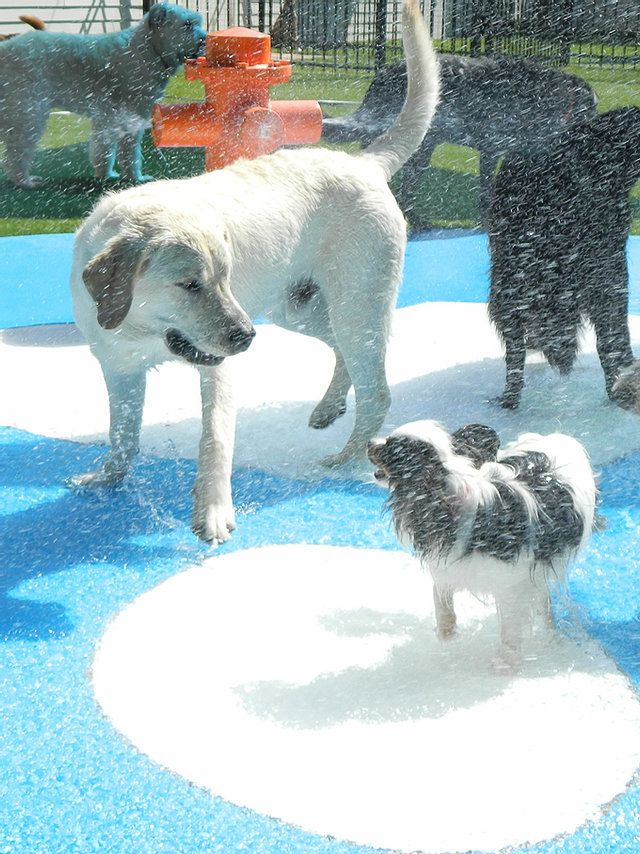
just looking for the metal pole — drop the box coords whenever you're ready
[374,0,387,71]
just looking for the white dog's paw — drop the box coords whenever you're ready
[308,400,347,430]
[192,502,236,546]
[321,452,347,468]
[68,461,127,489]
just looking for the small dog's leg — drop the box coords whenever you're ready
[494,587,531,673]
[118,128,153,184]
[90,124,120,181]
[498,336,526,409]
[192,362,237,545]
[70,367,147,487]
[309,349,351,429]
[433,583,456,639]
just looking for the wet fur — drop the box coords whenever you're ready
[69,0,440,545]
[368,421,596,669]
[322,55,596,226]
[488,107,640,410]
[0,3,205,186]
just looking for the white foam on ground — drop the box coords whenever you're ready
[2,304,640,481]
[92,545,640,854]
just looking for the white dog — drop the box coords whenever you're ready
[368,421,597,670]
[0,3,205,187]
[70,0,440,544]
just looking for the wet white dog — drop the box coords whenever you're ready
[69,0,440,544]
[368,421,597,671]
[0,3,205,186]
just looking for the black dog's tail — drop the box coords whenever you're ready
[362,0,440,180]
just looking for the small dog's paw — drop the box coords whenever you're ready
[435,625,457,641]
[308,401,347,430]
[491,649,521,676]
[192,503,236,546]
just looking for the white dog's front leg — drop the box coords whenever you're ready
[192,362,237,545]
[71,367,146,488]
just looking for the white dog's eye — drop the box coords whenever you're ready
[176,279,201,293]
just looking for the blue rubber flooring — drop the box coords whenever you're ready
[2,232,640,852]
[1,426,640,853]
[3,231,640,328]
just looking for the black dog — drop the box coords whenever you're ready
[322,55,596,227]
[488,106,640,411]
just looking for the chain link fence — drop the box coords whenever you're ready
[1,0,638,68]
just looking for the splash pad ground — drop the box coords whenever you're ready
[3,231,640,853]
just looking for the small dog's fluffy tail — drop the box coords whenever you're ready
[362,0,439,180]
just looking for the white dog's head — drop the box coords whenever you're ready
[145,3,206,69]
[82,210,255,366]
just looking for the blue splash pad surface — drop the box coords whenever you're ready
[3,232,640,328]
[2,424,640,853]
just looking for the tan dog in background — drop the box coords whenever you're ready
[0,3,205,186]
[0,14,45,41]
[70,0,440,544]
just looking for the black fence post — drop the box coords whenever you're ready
[375,0,387,71]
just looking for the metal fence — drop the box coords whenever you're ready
[1,0,638,68]
[173,0,640,69]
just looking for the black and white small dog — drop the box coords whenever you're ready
[368,421,597,670]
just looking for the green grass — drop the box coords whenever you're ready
[1,61,639,236]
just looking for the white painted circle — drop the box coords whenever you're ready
[92,545,640,853]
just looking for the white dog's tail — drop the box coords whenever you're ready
[362,0,440,180]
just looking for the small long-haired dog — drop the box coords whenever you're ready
[488,106,640,410]
[368,421,597,670]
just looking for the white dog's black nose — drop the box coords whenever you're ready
[227,325,256,353]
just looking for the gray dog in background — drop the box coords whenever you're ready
[0,3,205,187]
[323,55,596,226]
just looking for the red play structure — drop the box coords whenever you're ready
[152,27,323,170]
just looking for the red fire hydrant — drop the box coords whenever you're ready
[152,27,323,170]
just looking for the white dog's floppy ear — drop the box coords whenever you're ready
[82,235,145,330]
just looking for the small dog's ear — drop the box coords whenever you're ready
[147,3,168,29]
[82,235,145,330]
[452,424,500,466]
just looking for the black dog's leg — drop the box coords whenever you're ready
[499,336,526,409]
[589,252,635,406]
[479,151,499,226]
[592,309,635,406]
